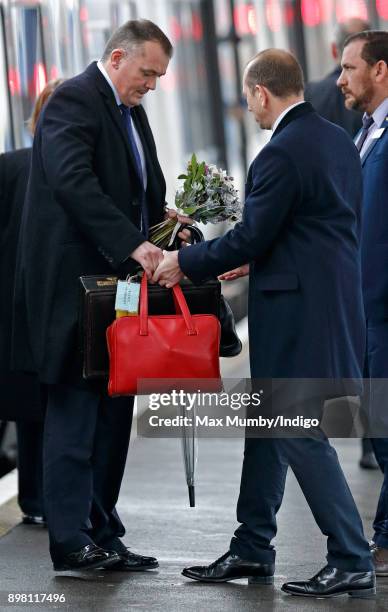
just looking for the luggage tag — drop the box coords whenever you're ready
[115,274,141,318]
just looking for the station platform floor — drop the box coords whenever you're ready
[0,335,387,610]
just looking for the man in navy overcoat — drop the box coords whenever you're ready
[155,49,374,598]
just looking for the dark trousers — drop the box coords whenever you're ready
[229,400,372,571]
[371,438,388,547]
[43,383,133,562]
[16,421,44,517]
[363,321,388,548]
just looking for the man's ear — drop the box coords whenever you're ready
[375,59,388,83]
[110,49,125,69]
[257,84,268,108]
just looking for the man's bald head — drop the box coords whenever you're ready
[244,49,304,98]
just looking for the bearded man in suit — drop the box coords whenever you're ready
[13,19,189,572]
[154,49,375,599]
[337,29,388,577]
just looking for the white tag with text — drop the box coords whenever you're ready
[115,280,140,314]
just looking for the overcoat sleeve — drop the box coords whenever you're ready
[178,145,302,283]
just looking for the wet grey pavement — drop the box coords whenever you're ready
[0,343,387,611]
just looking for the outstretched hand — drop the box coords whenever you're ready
[218,264,249,281]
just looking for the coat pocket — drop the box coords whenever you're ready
[255,273,299,291]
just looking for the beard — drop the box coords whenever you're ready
[344,80,374,113]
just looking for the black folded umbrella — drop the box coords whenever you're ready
[180,404,198,507]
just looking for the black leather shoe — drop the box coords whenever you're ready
[22,514,46,527]
[281,565,376,598]
[182,551,274,583]
[108,549,158,571]
[53,545,120,571]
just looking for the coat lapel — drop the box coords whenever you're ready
[103,97,144,189]
[132,106,165,192]
[131,106,166,225]
[90,62,143,188]
[361,115,388,166]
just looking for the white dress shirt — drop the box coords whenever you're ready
[97,60,147,190]
[356,97,388,157]
[272,101,306,133]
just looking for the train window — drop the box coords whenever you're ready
[335,0,368,22]
[42,0,85,79]
[8,2,46,147]
[83,1,138,64]
[82,0,113,63]
[214,0,263,185]
[376,0,388,22]
[0,6,13,151]
[169,1,214,157]
[110,1,138,31]
[301,0,373,81]
[255,0,292,49]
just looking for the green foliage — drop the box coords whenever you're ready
[149,153,241,249]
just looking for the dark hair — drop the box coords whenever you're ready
[101,19,173,62]
[245,49,304,98]
[343,30,388,66]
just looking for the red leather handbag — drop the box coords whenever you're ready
[106,275,221,396]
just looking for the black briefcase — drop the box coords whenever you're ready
[79,275,221,380]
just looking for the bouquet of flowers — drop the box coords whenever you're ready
[149,153,242,249]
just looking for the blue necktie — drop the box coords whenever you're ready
[119,104,149,238]
[357,115,374,153]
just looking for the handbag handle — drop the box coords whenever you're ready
[139,275,197,336]
[169,223,204,250]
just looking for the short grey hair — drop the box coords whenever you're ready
[101,19,173,62]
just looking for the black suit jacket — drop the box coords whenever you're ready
[13,62,166,384]
[305,67,362,138]
[0,148,42,420]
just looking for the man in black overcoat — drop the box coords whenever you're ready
[13,19,175,571]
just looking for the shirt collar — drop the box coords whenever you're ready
[272,101,306,133]
[97,60,122,107]
[364,97,388,129]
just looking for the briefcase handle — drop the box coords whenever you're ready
[139,275,197,336]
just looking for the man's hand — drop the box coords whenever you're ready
[130,241,164,279]
[165,207,194,245]
[152,250,184,288]
[218,264,249,281]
